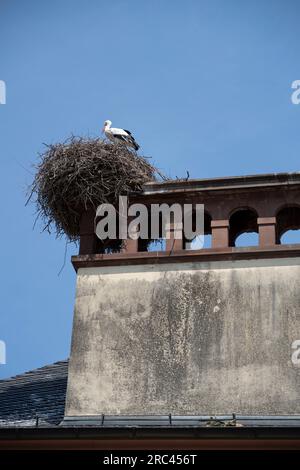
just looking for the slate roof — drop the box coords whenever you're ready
[0,360,68,427]
[1,360,300,431]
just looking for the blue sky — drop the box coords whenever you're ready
[0,0,300,378]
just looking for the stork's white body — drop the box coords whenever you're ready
[103,120,140,151]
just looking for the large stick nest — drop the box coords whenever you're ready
[28,137,160,241]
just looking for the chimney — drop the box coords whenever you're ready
[63,173,300,423]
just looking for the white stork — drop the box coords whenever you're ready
[102,120,140,151]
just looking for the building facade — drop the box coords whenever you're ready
[1,172,300,449]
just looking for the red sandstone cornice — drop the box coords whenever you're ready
[142,172,300,195]
[72,244,300,271]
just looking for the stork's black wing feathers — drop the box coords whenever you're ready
[114,134,128,143]
[125,131,140,150]
[114,130,140,151]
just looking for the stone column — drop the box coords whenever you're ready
[122,217,139,253]
[211,219,229,248]
[258,217,276,246]
[79,210,97,255]
[166,222,183,252]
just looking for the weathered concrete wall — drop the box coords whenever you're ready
[65,258,300,416]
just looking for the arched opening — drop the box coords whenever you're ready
[229,208,258,247]
[139,210,166,252]
[185,211,212,250]
[277,206,300,245]
[281,231,300,244]
[95,214,123,254]
[235,231,259,247]
[147,239,167,252]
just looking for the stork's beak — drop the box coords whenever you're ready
[101,127,105,134]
